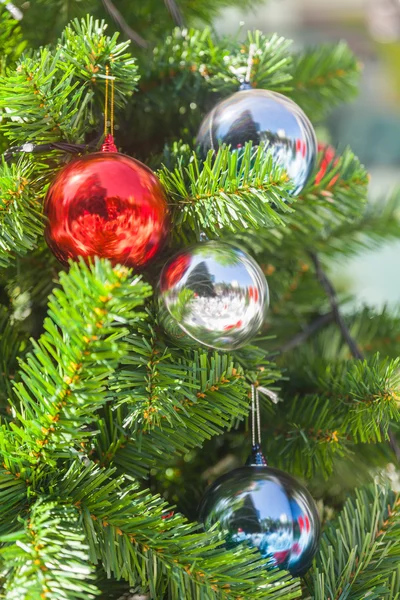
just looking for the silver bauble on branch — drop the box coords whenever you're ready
[158,241,269,350]
[198,457,321,576]
[196,87,317,196]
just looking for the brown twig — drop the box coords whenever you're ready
[309,251,363,360]
[309,250,400,463]
[101,0,148,48]
[277,312,334,354]
[164,0,185,26]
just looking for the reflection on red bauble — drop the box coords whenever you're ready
[315,143,339,187]
[44,152,169,268]
[160,253,191,291]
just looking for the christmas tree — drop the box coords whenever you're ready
[0,1,400,599]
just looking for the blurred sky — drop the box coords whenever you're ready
[215,0,400,310]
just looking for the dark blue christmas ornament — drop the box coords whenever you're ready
[198,387,320,576]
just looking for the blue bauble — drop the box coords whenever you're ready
[196,88,317,196]
[198,459,320,576]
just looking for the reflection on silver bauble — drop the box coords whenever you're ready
[159,241,269,350]
[197,88,317,196]
[198,464,320,576]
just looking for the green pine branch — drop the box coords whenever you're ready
[0,469,28,536]
[0,305,27,409]
[289,42,361,121]
[264,353,400,478]
[264,395,350,479]
[0,6,26,74]
[221,148,369,270]
[0,48,84,145]
[313,188,400,258]
[0,500,99,600]
[101,324,251,477]
[323,354,400,444]
[206,31,293,93]
[147,30,357,115]
[298,147,369,236]
[0,17,138,148]
[159,143,294,243]
[98,311,281,478]
[61,461,301,600]
[146,27,217,89]
[8,259,151,468]
[59,17,139,110]
[305,484,400,600]
[0,159,43,268]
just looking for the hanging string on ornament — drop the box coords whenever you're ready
[44,62,169,269]
[102,64,118,152]
[258,385,281,405]
[247,384,267,466]
[199,383,321,576]
[238,42,256,91]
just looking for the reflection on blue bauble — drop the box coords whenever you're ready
[198,463,320,576]
[196,88,317,196]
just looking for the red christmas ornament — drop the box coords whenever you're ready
[315,143,339,187]
[44,136,169,268]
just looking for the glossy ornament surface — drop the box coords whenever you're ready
[315,142,339,187]
[199,463,320,576]
[159,241,269,350]
[44,152,169,268]
[197,88,317,196]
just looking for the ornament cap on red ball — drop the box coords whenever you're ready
[44,138,169,269]
[101,133,118,153]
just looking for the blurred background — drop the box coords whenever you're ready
[216,0,400,308]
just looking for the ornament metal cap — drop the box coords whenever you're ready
[239,81,252,91]
[246,443,267,467]
[101,133,118,153]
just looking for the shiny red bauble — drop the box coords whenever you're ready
[44,151,169,268]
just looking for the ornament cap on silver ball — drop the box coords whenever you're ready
[246,443,267,467]
[239,80,253,91]
[159,241,269,351]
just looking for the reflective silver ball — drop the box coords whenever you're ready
[198,464,321,576]
[197,88,317,196]
[159,241,269,350]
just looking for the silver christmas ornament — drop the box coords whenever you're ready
[197,88,317,196]
[159,241,269,350]
[199,387,320,576]
[198,461,320,576]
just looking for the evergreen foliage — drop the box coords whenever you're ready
[0,3,399,599]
